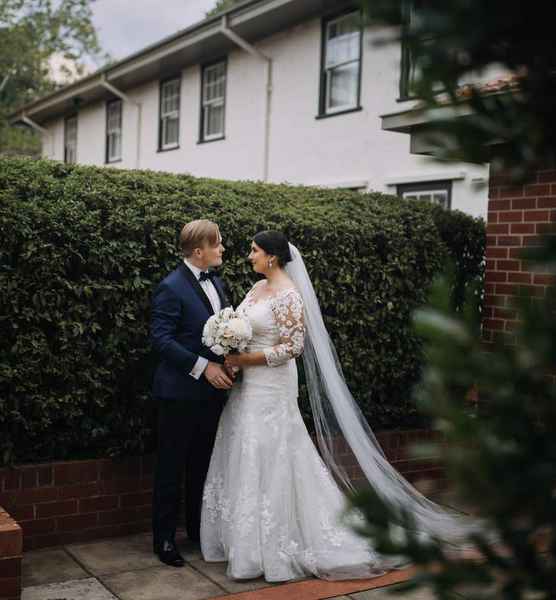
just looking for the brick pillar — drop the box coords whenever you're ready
[0,508,22,600]
[483,167,556,344]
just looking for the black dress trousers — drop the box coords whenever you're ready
[152,382,225,546]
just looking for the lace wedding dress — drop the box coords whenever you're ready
[200,281,394,581]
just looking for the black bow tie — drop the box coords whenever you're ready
[199,271,215,282]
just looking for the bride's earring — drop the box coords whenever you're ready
[268,259,274,269]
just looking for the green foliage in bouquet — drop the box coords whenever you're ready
[0,157,484,464]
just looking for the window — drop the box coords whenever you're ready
[399,0,436,100]
[399,1,417,100]
[397,180,452,209]
[159,78,180,150]
[64,115,77,164]
[320,11,362,116]
[106,99,122,163]
[200,60,226,142]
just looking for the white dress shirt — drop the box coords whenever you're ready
[183,258,222,379]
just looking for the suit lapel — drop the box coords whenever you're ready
[179,263,214,315]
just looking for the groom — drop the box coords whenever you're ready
[151,219,233,567]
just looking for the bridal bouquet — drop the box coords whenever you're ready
[202,307,252,356]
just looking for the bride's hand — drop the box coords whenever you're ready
[224,364,238,378]
[225,353,242,369]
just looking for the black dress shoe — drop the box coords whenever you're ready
[155,540,185,567]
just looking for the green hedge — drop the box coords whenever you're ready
[430,205,485,312]
[0,158,485,465]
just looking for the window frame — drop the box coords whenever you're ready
[105,99,123,164]
[64,114,78,164]
[199,58,227,144]
[397,180,452,210]
[399,1,416,101]
[158,76,181,151]
[398,0,440,102]
[318,9,363,119]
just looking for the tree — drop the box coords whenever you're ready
[348,1,556,598]
[362,0,556,181]
[0,0,109,156]
[352,272,556,598]
[205,0,244,18]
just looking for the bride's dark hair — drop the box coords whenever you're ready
[253,230,292,267]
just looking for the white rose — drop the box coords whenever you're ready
[202,319,217,347]
[211,344,225,356]
[215,323,228,337]
[221,324,235,338]
[228,317,251,339]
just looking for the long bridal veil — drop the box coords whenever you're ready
[285,243,484,545]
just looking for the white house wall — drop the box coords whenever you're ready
[41,14,489,218]
[77,100,107,165]
[42,119,63,161]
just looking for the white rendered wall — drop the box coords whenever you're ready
[41,15,489,218]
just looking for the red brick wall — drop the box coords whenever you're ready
[313,430,445,490]
[0,508,21,600]
[0,430,445,553]
[484,167,556,344]
[368,429,445,486]
[0,456,153,551]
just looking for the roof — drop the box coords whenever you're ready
[452,73,521,100]
[11,0,348,125]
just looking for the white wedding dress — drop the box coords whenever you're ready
[200,280,393,581]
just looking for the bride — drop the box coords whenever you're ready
[200,230,481,582]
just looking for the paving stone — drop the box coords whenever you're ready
[102,564,223,600]
[22,548,89,587]
[189,559,279,593]
[66,532,162,576]
[22,577,117,600]
[175,536,204,561]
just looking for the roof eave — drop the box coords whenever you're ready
[10,0,337,125]
[381,99,510,159]
[380,101,475,134]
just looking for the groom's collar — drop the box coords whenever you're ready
[183,258,207,281]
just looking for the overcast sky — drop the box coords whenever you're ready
[90,0,216,65]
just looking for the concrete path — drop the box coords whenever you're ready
[20,530,469,600]
[21,488,471,600]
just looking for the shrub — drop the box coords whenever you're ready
[431,205,485,313]
[0,157,484,464]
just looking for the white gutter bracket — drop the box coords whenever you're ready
[21,115,49,136]
[220,18,269,62]
[220,16,273,182]
[100,75,142,169]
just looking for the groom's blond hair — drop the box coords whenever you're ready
[180,219,221,257]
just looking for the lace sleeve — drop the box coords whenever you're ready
[264,290,305,367]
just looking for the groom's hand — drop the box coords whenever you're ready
[204,362,233,389]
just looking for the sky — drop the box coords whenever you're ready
[47,0,216,83]
[90,0,216,66]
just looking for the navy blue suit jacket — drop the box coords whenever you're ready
[150,263,231,401]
